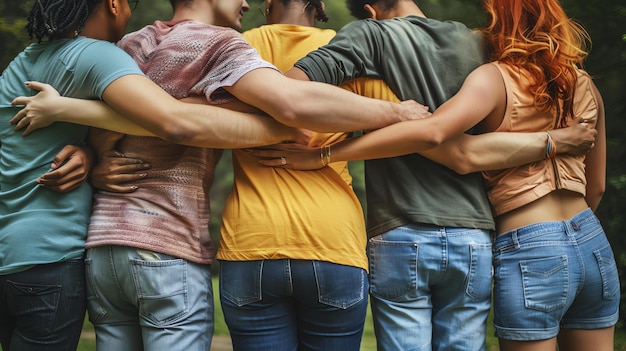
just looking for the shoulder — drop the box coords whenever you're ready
[73,38,138,67]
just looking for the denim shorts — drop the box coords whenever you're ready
[493,208,620,341]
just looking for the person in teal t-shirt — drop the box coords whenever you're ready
[0,1,145,349]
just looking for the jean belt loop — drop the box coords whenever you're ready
[512,230,521,249]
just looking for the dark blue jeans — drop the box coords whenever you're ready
[0,259,86,351]
[220,259,368,351]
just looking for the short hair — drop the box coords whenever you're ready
[346,0,401,19]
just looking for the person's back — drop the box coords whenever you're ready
[291,1,493,350]
[222,23,364,268]
[217,1,370,350]
[0,1,143,349]
[296,15,492,237]
[0,38,107,268]
[86,19,267,264]
[82,2,280,350]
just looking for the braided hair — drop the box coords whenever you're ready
[26,0,102,42]
[282,0,328,23]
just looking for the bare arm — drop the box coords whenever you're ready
[584,82,606,211]
[12,76,301,148]
[427,123,596,174]
[226,68,431,133]
[319,64,503,162]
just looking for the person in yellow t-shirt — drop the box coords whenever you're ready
[217,1,370,350]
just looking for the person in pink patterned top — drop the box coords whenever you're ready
[81,1,274,350]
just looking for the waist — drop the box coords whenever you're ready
[495,189,589,234]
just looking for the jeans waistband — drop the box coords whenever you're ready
[494,208,597,250]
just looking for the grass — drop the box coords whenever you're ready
[70,277,624,351]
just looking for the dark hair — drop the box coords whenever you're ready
[280,0,328,22]
[346,0,399,19]
[26,0,103,42]
[169,0,194,10]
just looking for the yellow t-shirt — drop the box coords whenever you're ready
[218,24,367,270]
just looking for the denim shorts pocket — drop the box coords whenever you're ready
[130,258,189,325]
[466,243,493,301]
[594,244,620,300]
[314,262,366,309]
[368,238,418,301]
[6,280,61,335]
[84,258,107,323]
[520,255,568,312]
[219,261,262,306]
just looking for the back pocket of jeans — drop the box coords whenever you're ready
[219,261,262,306]
[85,258,108,323]
[466,243,493,301]
[368,239,418,301]
[315,262,366,309]
[130,258,189,325]
[7,280,61,335]
[594,245,620,300]
[520,255,568,312]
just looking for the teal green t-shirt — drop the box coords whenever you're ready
[0,37,143,274]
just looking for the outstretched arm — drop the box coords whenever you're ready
[249,65,595,170]
[11,76,301,149]
[226,68,431,133]
[426,123,596,174]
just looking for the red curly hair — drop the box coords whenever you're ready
[481,0,590,126]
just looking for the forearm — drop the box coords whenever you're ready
[52,98,155,136]
[424,132,548,174]
[230,69,419,132]
[324,119,443,162]
[166,104,299,148]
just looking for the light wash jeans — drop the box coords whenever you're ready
[85,245,214,351]
[219,259,369,351]
[0,259,86,351]
[368,225,492,351]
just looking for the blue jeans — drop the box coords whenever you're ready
[0,259,86,351]
[219,259,369,351]
[493,208,620,341]
[85,246,214,351]
[368,225,492,351]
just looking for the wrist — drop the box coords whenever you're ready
[545,131,557,159]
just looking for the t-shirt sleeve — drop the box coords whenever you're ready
[189,29,277,104]
[294,20,383,85]
[72,40,144,99]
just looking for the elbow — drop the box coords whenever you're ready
[448,161,474,175]
[426,130,447,150]
[156,124,197,145]
[147,110,198,144]
[445,151,475,175]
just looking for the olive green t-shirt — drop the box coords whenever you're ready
[295,16,495,237]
